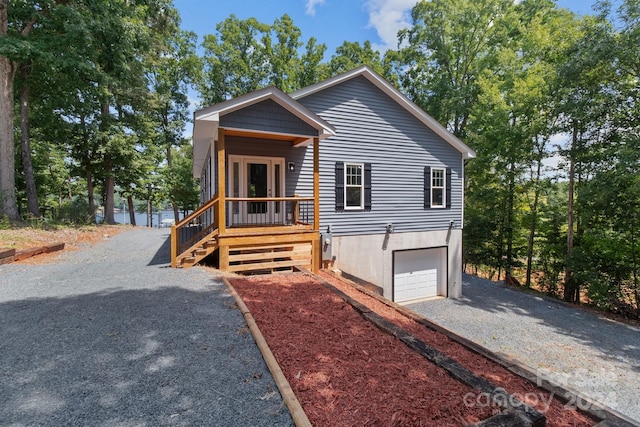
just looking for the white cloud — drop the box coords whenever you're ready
[305,0,326,16]
[363,0,418,52]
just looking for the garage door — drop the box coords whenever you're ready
[394,248,446,303]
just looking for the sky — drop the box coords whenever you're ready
[173,0,614,56]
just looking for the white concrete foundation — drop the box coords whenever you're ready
[331,229,463,300]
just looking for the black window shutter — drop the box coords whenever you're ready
[335,162,344,212]
[446,168,452,209]
[364,163,372,211]
[424,166,431,209]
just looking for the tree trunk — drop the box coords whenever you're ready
[100,100,116,225]
[103,153,115,224]
[172,203,179,223]
[526,144,544,288]
[147,183,152,228]
[19,66,40,218]
[165,132,180,223]
[86,165,96,224]
[506,163,515,280]
[127,195,136,226]
[526,190,540,288]
[631,212,639,315]
[564,120,578,303]
[80,114,96,224]
[0,9,20,221]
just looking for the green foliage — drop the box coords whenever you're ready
[0,215,10,230]
[48,198,96,225]
[198,13,327,104]
[161,145,200,214]
[397,0,515,138]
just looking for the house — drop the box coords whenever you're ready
[173,66,475,302]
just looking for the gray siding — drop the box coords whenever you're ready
[220,99,318,136]
[295,75,464,236]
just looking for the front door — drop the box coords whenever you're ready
[229,155,285,226]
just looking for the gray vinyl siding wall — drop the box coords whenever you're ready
[220,99,318,136]
[295,75,464,236]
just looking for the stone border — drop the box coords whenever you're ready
[317,270,639,427]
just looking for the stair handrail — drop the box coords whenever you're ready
[175,194,219,229]
[171,194,219,267]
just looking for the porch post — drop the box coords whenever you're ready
[217,128,226,235]
[170,225,177,268]
[313,136,320,273]
[313,137,320,231]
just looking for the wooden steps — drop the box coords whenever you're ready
[177,238,218,268]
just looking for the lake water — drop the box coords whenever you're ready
[115,209,178,227]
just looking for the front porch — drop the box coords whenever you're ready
[170,194,320,273]
[172,86,335,273]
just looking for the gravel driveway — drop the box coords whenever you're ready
[408,274,640,423]
[0,227,293,426]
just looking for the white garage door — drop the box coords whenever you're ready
[394,248,446,303]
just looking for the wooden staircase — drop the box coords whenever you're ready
[171,195,220,269]
[176,234,219,268]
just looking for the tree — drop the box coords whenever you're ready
[556,7,615,302]
[328,41,385,77]
[146,22,199,221]
[0,0,51,221]
[557,0,640,311]
[161,145,200,218]
[397,0,513,138]
[199,14,327,104]
[199,15,271,104]
[74,0,183,225]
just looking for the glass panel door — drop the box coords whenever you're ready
[228,155,285,226]
[247,162,268,223]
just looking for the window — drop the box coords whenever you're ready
[431,168,445,208]
[424,166,451,209]
[345,163,363,209]
[335,162,372,212]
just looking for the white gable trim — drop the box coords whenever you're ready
[192,86,336,177]
[291,66,476,160]
[194,86,335,138]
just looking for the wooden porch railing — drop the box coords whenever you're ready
[171,195,219,268]
[225,196,314,227]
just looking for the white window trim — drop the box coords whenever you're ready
[431,167,446,209]
[344,162,364,210]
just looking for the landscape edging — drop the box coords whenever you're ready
[221,276,312,427]
[0,243,65,264]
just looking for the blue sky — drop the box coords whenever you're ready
[174,0,613,56]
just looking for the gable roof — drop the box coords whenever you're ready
[195,85,336,137]
[192,86,336,176]
[291,66,476,160]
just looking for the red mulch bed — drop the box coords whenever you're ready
[230,272,597,427]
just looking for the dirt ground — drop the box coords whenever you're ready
[0,224,128,264]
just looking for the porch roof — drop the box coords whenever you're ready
[193,86,335,177]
